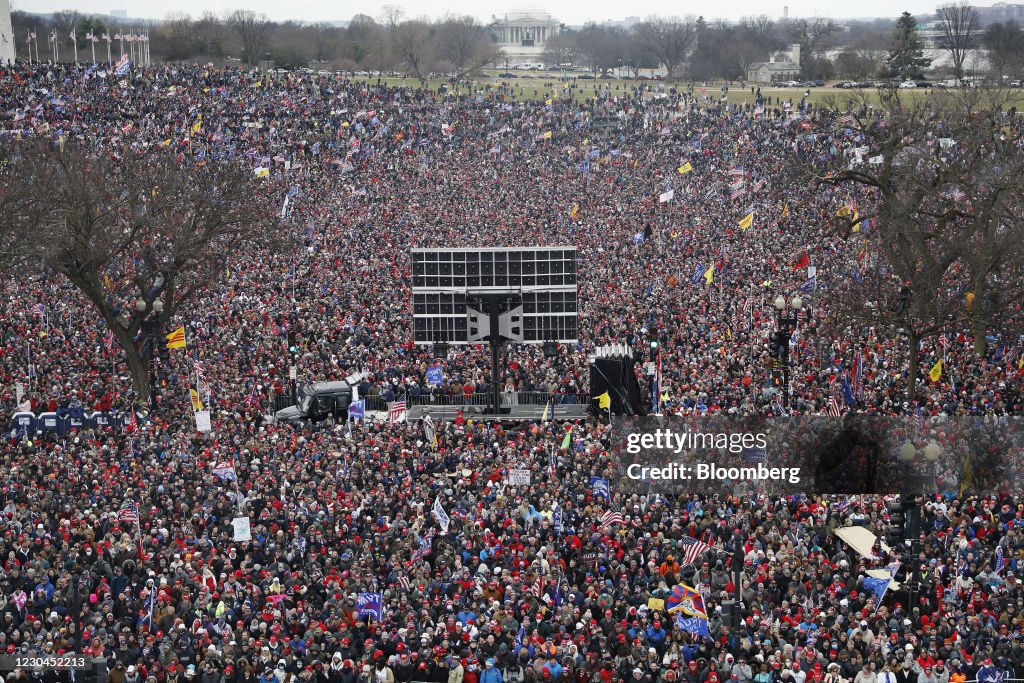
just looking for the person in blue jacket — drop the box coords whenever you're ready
[480,660,503,683]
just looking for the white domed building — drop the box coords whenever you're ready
[490,9,561,68]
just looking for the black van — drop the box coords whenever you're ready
[274,382,353,424]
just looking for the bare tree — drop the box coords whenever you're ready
[0,140,280,407]
[392,20,434,79]
[228,9,270,65]
[634,16,698,79]
[785,16,839,71]
[347,14,383,68]
[51,10,80,40]
[984,20,1024,81]
[937,3,979,81]
[436,15,499,80]
[806,89,1024,400]
[542,32,580,70]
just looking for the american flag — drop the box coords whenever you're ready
[728,167,745,179]
[835,114,856,129]
[914,405,926,435]
[31,304,45,318]
[600,510,624,529]
[826,393,843,417]
[105,330,115,351]
[388,400,407,423]
[529,577,545,597]
[128,407,139,432]
[194,359,206,382]
[852,353,864,400]
[397,575,410,591]
[938,333,950,352]
[118,500,140,525]
[678,536,714,567]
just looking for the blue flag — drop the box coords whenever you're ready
[590,477,610,501]
[862,576,891,603]
[841,377,856,407]
[348,399,365,421]
[675,614,711,640]
[356,593,383,621]
[995,546,1005,574]
[426,365,443,386]
[692,263,706,284]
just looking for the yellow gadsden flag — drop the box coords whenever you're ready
[166,326,186,350]
[738,212,754,230]
[677,162,693,174]
[190,389,204,412]
[703,264,715,285]
[596,392,611,409]
[929,359,943,382]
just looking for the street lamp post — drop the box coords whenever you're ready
[773,294,803,407]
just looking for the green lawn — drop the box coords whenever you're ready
[367,74,1022,107]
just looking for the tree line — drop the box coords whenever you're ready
[10,4,1024,83]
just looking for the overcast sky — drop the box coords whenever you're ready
[20,0,941,26]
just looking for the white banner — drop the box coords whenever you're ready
[194,410,212,433]
[507,469,532,485]
[432,495,450,534]
[232,516,251,542]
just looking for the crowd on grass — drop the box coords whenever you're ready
[0,62,1021,683]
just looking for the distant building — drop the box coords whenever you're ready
[746,43,801,84]
[972,2,1024,24]
[0,0,13,65]
[490,10,561,67]
[110,9,128,18]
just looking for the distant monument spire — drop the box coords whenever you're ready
[0,0,13,64]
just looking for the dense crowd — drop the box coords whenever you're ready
[0,62,1021,683]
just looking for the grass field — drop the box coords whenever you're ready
[366,73,1024,108]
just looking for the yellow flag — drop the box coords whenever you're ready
[677,162,693,174]
[781,204,789,218]
[103,275,112,290]
[596,392,611,409]
[704,264,715,285]
[966,292,975,312]
[960,454,974,498]
[192,120,202,133]
[543,131,552,140]
[255,167,270,179]
[1019,354,1024,371]
[190,389,204,412]
[738,212,754,230]
[762,279,773,287]
[166,326,186,350]
[545,98,552,105]
[929,359,943,382]
[836,205,851,218]
[570,203,580,220]
[160,139,172,147]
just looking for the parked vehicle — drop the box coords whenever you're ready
[275,381,354,424]
[777,80,801,87]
